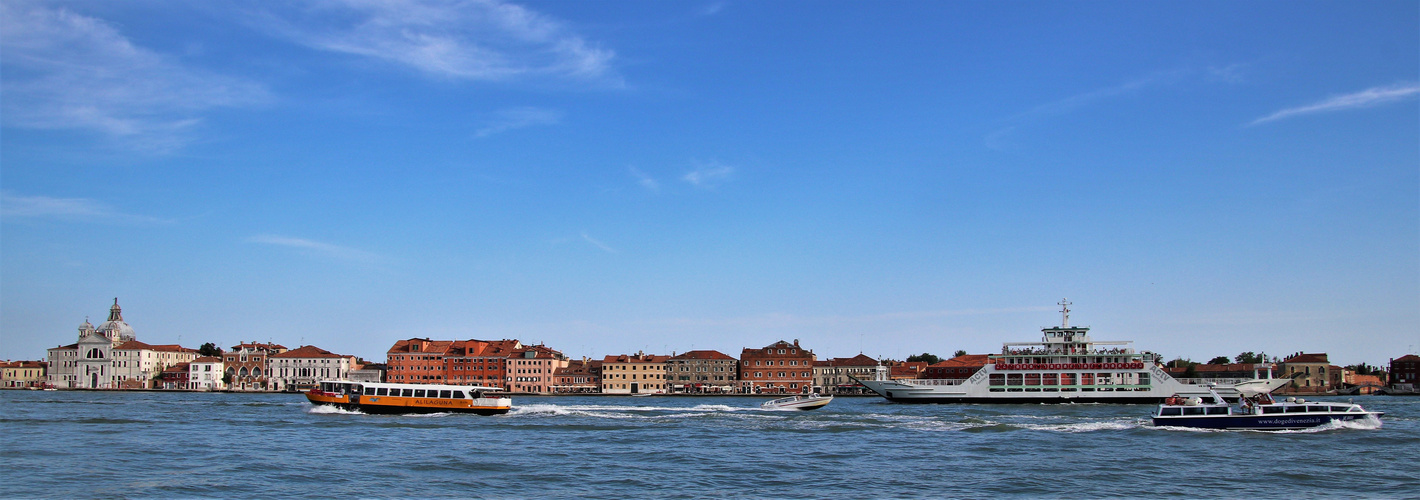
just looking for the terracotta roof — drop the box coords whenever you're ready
[49,343,79,350]
[272,345,348,359]
[825,354,879,367]
[114,340,154,350]
[192,356,222,363]
[1283,353,1329,364]
[231,342,287,351]
[512,344,565,359]
[929,354,990,368]
[1179,363,1270,373]
[449,339,523,357]
[1393,354,1420,363]
[744,340,810,353]
[603,354,671,363]
[387,338,455,356]
[161,362,191,373]
[670,350,736,361]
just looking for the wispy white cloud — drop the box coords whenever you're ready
[474,106,563,137]
[628,166,660,192]
[1250,83,1420,125]
[683,160,734,188]
[248,234,381,263]
[252,0,618,84]
[984,67,1200,151]
[580,231,618,254]
[0,3,268,152]
[698,2,727,16]
[0,191,167,224]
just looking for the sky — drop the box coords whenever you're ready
[2,0,1417,368]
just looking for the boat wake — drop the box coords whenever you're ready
[510,403,754,419]
[306,404,363,415]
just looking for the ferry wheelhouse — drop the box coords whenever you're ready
[305,381,511,415]
[1152,387,1383,430]
[854,300,1289,404]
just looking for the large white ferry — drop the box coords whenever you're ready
[854,300,1289,404]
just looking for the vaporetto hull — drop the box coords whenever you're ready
[1151,413,1377,430]
[854,301,1290,404]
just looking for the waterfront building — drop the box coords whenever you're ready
[552,359,601,393]
[224,342,288,391]
[46,299,194,389]
[1278,353,1341,394]
[1,361,47,388]
[269,345,357,392]
[739,340,815,394]
[112,340,200,389]
[890,361,928,380]
[158,362,190,389]
[923,354,990,380]
[666,350,738,393]
[188,356,225,390]
[506,344,569,394]
[1390,354,1419,392]
[348,362,386,384]
[446,339,520,389]
[386,338,455,384]
[812,354,878,394]
[601,353,670,394]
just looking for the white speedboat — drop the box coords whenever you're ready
[761,394,833,410]
[853,300,1289,404]
[1152,387,1383,430]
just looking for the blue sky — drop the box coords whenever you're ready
[3,0,1417,367]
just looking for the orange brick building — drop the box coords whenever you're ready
[386,338,455,384]
[739,340,816,394]
[444,339,521,389]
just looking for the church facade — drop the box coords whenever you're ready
[46,299,197,389]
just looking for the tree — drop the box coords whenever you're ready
[954,350,968,358]
[199,342,222,357]
[1207,356,1230,365]
[1234,351,1262,364]
[1166,358,1197,369]
[906,353,941,365]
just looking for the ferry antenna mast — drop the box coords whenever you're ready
[1059,298,1072,328]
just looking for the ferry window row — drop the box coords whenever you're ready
[988,373,1150,387]
[363,387,468,399]
[1259,404,1360,414]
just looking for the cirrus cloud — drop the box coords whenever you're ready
[0,2,268,153]
[250,0,619,85]
[1250,83,1420,125]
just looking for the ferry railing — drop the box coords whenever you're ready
[899,378,968,386]
[1172,378,1251,386]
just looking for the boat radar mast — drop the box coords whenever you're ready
[1059,298,1072,328]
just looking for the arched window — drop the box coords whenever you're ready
[253,367,262,377]
[227,367,236,377]
[239,367,249,378]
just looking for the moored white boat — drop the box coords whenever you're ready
[854,300,1289,404]
[761,394,833,410]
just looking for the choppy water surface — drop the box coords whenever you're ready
[2,391,1415,498]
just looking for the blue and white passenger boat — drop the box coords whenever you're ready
[1151,387,1383,430]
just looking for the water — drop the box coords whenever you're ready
[3,391,1416,498]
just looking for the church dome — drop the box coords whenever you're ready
[96,298,136,342]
